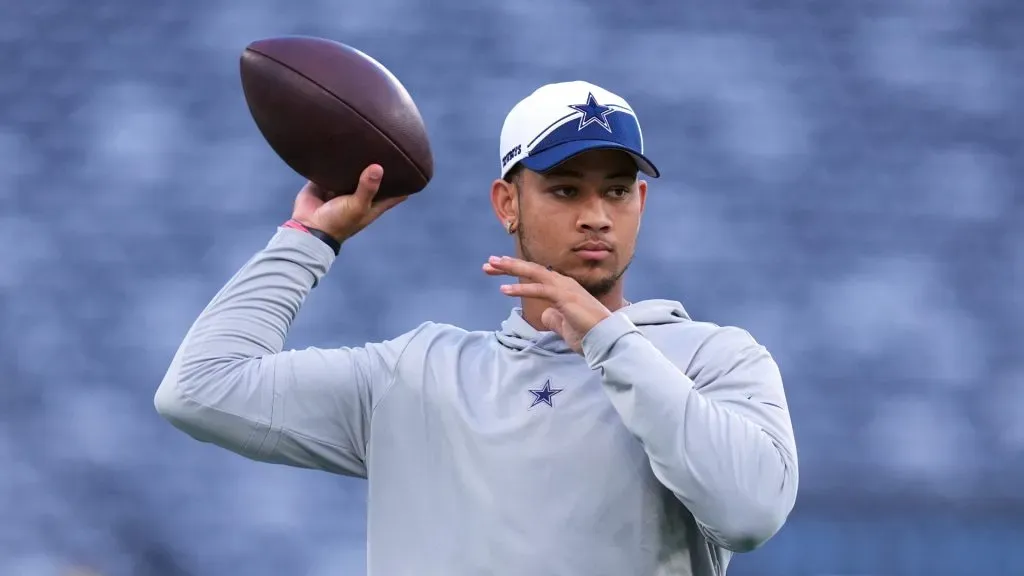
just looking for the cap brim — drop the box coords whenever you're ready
[520,140,660,178]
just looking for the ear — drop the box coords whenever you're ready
[490,178,519,231]
[637,179,648,224]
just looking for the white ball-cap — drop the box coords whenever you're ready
[498,80,660,179]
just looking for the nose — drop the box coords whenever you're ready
[576,196,612,233]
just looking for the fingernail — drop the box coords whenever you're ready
[367,166,383,181]
[489,255,500,263]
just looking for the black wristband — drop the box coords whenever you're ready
[306,227,341,256]
[283,219,341,256]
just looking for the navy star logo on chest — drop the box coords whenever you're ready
[528,379,564,409]
[569,92,617,133]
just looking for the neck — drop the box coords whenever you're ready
[519,282,628,331]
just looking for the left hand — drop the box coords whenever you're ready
[483,256,612,353]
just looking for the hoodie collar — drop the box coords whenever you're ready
[494,299,691,354]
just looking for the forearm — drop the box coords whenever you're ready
[180,227,334,370]
[155,227,336,451]
[582,314,798,552]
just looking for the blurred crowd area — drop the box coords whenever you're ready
[1,0,1022,574]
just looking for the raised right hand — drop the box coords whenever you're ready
[291,164,408,243]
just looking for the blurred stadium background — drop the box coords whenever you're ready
[2,0,1022,574]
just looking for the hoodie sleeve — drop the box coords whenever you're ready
[154,227,421,478]
[580,312,798,553]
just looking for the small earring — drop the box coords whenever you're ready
[505,220,516,234]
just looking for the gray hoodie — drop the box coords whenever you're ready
[155,227,798,576]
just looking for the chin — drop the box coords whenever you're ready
[579,277,618,298]
[564,254,632,297]
[567,268,621,298]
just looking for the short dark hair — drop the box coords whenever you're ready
[503,164,525,186]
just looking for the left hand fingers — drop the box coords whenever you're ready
[483,256,558,281]
[498,282,557,300]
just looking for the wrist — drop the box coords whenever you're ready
[282,219,341,255]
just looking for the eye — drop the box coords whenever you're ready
[550,186,577,198]
[606,187,632,199]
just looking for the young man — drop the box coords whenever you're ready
[155,80,798,575]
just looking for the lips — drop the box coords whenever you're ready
[573,241,612,252]
[573,241,613,261]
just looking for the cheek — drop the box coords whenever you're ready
[521,220,575,261]
[616,211,643,236]
[526,211,572,238]
[613,215,642,253]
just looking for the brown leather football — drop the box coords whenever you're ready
[239,36,433,199]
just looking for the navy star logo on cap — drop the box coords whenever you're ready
[569,93,616,133]
[528,379,564,408]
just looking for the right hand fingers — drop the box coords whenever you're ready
[292,164,402,242]
[352,164,384,206]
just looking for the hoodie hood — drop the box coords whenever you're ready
[495,299,691,354]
